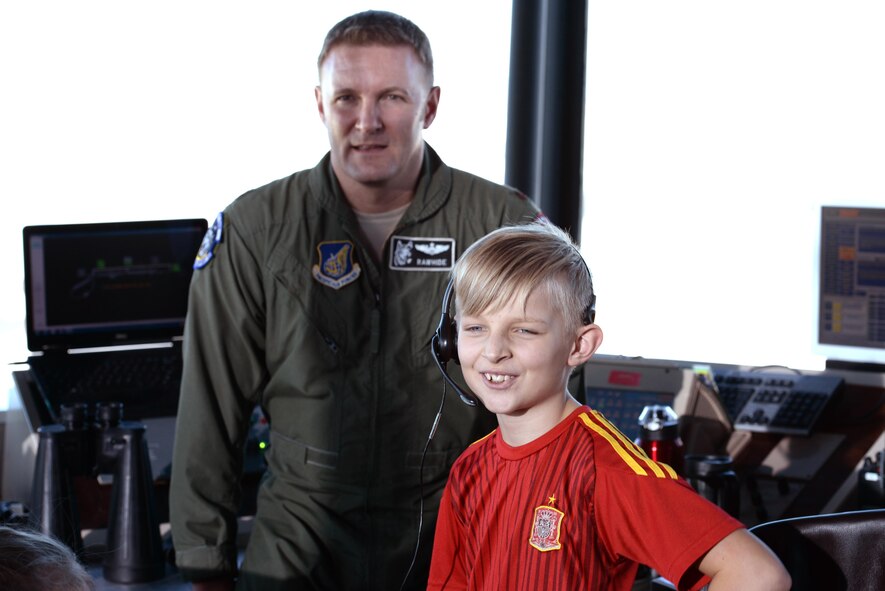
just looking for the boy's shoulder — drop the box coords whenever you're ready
[577,409,681,481]
[448,409,679,482]
[445,428,497,479]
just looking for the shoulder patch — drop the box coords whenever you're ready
[312,240,361,289]
[389,236,455,271]
[194,212,224,270]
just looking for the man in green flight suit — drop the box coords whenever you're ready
[170,10,540,591]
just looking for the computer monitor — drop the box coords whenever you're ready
[818,206,885,368]
[23,218,208,351]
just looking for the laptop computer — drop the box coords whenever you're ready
[23,218,208,423]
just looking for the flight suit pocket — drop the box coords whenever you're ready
[267,430,339,479]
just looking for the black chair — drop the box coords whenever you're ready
[748,508,885,591]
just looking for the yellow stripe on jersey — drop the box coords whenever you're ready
[591,411,668,478]
[658,461,678,479]
[470,429,497,447]
[579,413,647,476]
[584,411,679,480]
[590,410,679,479]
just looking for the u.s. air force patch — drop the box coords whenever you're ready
[389,236,455,271]
[312,240,361,289]
[529,496,564,552]
[194,212,223,270]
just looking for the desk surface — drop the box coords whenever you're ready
[88,564,189,591]
[80,524,251,590]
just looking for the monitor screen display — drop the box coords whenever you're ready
[818,206,885,357]
[23,218,208,351]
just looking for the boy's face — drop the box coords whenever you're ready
[457,287,596,418]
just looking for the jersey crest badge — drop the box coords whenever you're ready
[194,212,223,270]
[529,496,564,552]
[389,236,455,271]
[312,240,361,289]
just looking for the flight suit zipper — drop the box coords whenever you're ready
[370,292,381,354]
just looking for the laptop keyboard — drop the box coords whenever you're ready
[29,346,183,421]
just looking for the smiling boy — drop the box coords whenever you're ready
[427,221,790,591]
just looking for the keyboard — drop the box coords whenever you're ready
[714,370,844,435]
[28,346,183,421]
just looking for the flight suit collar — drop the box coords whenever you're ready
[306,143,453,226]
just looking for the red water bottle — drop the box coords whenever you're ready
[635,404,684,476]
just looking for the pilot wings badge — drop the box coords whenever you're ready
[415,242,449,255]
[312,240,361,289]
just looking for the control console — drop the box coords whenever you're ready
[714,370,844,435]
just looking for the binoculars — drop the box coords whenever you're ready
[30,401,165,584]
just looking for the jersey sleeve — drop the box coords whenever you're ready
[169,210,268,580]
[594,457,743,591]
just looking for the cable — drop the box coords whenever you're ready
[749,365,803,375]
[399,380,447,591]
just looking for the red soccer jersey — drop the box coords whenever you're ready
[428,406,743,591]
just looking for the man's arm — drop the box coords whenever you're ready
[170,213,267,582]
[698,528,791,591]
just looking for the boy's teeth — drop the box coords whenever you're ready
[484,373,510,383]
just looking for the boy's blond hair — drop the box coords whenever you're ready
[0,526,95,591]
[452,221,595,334]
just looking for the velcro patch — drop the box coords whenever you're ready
[194,212,223,270]
[312,240,361,289]
[389,236,455,271]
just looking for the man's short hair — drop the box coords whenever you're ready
[452,220,595,334]
[317,10,434,83]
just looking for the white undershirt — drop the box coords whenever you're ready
[354,202,411,263]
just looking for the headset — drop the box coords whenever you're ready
[430,269,596,407]
[430,279,478,406]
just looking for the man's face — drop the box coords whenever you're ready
[316,44,440,195]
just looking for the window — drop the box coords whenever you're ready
[582,2,885,371]
[0,2,512,409]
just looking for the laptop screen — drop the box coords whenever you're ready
[23,218,208,351]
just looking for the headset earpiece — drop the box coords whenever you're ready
[432,280,460,364]
[430,279,478,406]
